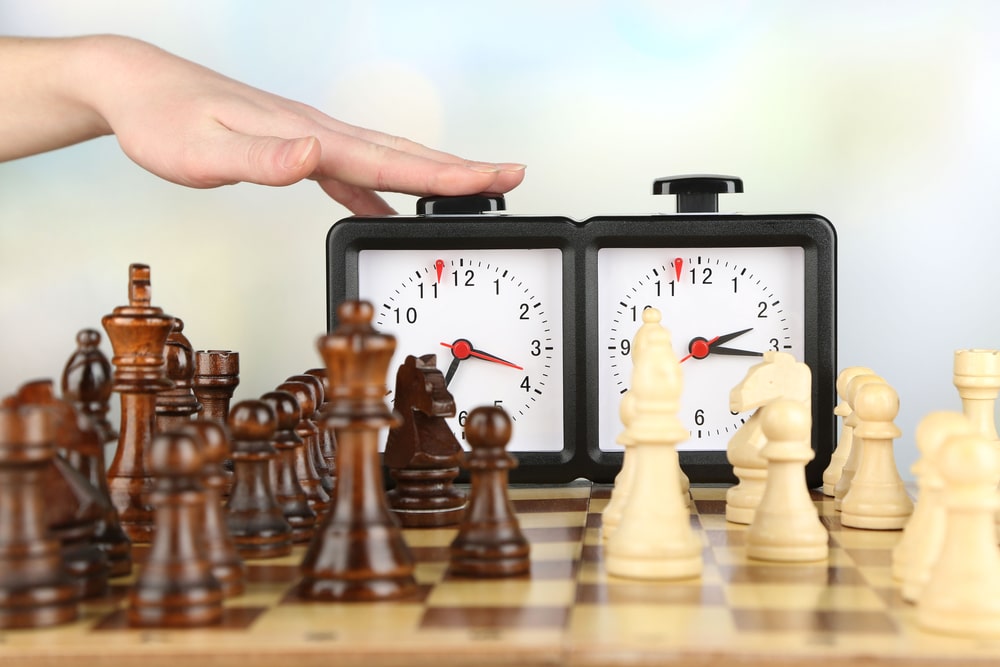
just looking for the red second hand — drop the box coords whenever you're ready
[440,341,523,370]
[680,335,719,363]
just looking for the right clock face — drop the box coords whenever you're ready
[598,246,806,452]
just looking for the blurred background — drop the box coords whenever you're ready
[2,1,998,480]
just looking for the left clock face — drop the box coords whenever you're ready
[357,248,564,452]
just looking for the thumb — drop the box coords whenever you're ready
[222,134,321,187]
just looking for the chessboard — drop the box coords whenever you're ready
[1,483,998,667]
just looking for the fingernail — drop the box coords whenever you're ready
[282,136,317,169]
[469,163,500,174]
[498,162,527,172]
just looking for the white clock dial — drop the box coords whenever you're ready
[357,248,564,452]
[598,247,805,452]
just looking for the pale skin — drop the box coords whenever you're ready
[0,34,525,214]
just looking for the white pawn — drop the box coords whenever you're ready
[833,373,885,512]
[916,430,1000,638]
[894,411,975,602]
[746,399,828,562]
[840,382,913,530]
[605,308,701,580]
[822,366,875,496]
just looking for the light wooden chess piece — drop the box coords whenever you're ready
[916,429,1000,638]
[726,352,811,525]
[840,382,913,530]
[832,373,885,512]
[602,390,636,543]
[822,366,875,496]
[953,349,1000,537]
[746,398,828,562]
[893,411,975,602]
[605,308,701,580]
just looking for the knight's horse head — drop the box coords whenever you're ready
[395,354,456,419]
[729,351,811,414]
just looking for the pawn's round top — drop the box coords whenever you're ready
[183,420,230,466]
[287,375,325,415]
[938,432,1000,487]
[466,406,512,451]
[760,399,813,463]
[916,411,975,458]
[228,400,278,443]
[261,391,302,432]
[149,431,203,478]
[843,374,884,428]
[276,381,316,418]
[853,383,902,442]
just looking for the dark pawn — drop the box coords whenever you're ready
[102,263,175,543]
[154,318,202,433]
[449,406,530,577]
[61,332,132,576]
[285,374,334,495]
[0,405,78,629]
[274,381,331,518]
[297,300,417,602]
[128,431,223,628]
[385,354,466,527]
[304,367,337,474]
[225,400,293,559]
[183,420,245,598]
[261,391,317,544]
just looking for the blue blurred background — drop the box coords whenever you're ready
[3,1,999,480]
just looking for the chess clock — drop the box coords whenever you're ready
[327,176,836,486]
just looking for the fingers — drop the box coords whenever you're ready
[176,133,322,188]
[317,179,396,216]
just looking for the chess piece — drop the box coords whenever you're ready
[894,411,974,602]
[102,263,175,542]
[297,300,417,601]
[602,390,638,542]
[746,399,828,562]
[726,352,811,525]
[60,331,133,576]
[286,374,335,494]
[822,366,875,496]
[916,429,1000,638]
[0,405,79,629]
[833,373,885,511]
[128,431,223,627]
[61,328,117,445]
[840,382,913,529]
[225,400,293,559]
[184,419,245,598]
[449,406,530,576]
[155,318,202,433]
[193,349,239,494]
[261,390,317,543]
[304,367,337,474]
[15,380,122,586]
[275,380,332,518]
[605,308,701,580]
[953,349,1000,443]
[385,354,467,527]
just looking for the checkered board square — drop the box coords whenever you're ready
[1,483,999,666]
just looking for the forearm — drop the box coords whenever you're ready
[0,35,115,160]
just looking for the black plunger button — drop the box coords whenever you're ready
[416,194,506,215]
[652,175,743,213]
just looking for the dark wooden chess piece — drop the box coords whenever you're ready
[183,420,245,598]
[0,405,79,629]
[61,328,116,445]
[225,400,293,559]
[296,300,417,601]
[385,354,466,527]
[261,391,317,544]
[274,380,331,518]
[128,430,224,627]
[193,349,240,496]
[449,406,530,577]
[102,263,175,542]
[155,318,202,433]
[287,374,335,494]
[60,330,132,577]
[14,380,120,588]
[304,367,337,474]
